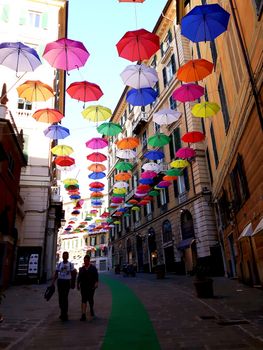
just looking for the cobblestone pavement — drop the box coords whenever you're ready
[0,273,262,349]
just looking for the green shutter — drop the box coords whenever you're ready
[42,12,48,29]
[174,128,181,151]
[1,4,10,22]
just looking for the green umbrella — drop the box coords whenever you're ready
[111,193,126,197]
[148,190,159,196]
[85,216,93,221]
[148,133,170,147]
[115,161,133,171]
[97,122,122,136]
[165,168,183,176]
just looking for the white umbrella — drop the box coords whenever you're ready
[114,181,129,188]
[142,162,161,173]
[116,149,137,159]
[120,63,158,89]
[153,108,181,125]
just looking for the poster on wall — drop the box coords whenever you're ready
[16,247,42,283]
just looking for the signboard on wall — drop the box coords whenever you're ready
[15,247,42,283]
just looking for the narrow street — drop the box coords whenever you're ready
[0,273,262,349]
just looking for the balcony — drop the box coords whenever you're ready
[133,112,149,134]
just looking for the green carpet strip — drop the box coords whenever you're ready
[101,275,160,350]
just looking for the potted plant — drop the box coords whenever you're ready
[193,263,214,298]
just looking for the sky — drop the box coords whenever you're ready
[61,0,168,199]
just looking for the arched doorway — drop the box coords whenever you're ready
[162,220,175,272]
[148,228,157,271]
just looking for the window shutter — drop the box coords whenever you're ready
[171,54,176,74]
[169,136,175,160]
[162,68,167,87]
[174,128,181,151]
[1,4,10,22]
[230,171,239,208]
[183,168,190,191]
[218,75,230,131]
[210,123,219,167]
[168,29,173,43]
[173,181,178,197]
[42,12,48,29]
[165,187,169,203]
[210,40,217,66]
[161,42,164,56]
[237,154,249,200]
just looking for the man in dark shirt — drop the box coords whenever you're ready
[77,255,98,321]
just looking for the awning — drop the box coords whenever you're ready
[238,222,253,240]
[252,218,263,236]
[176,238,195,250]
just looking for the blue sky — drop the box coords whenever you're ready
[61,0,168,196]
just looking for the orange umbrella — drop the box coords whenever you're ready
[128,199,138,204]
[17,80,54,102]
[177,59,213,83]
[163,175,178,181]
[116,137,139,150]
[91,192,104,198]
[32,108,64,123]
[115,172,131,181]
[88,163,106,172]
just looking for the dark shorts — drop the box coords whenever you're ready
[81,288,95,303]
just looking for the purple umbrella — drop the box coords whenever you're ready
[0,42,41,74]
[176,147,196,159]
[157,180,172,188]
[85,137,108,149]
[43,37,90,72]
[144,150,164,160]
[126,87,158,106]
[172,83,204,102]
[88,172,106,180]
[43,125,70,139]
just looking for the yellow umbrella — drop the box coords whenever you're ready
[81,105,112,122]
[113,188,127,194]
[113,221,121,225]
[131,206,140,211]
[191,102,220,118]
[170,160,190,168]
[51,144,74,156]
[63,178,78,185]
[16,80,54,102]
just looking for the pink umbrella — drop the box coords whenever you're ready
[136,188,149,194]
[172,83,204,103]
[141,170,157,179]
[176,147,196,159]
[157,180,172,188]
[85,137,108,149]
[43,37,90,71]
[111,197,124,203]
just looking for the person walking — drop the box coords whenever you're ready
[52,251,75,321]
[77,255,98,321]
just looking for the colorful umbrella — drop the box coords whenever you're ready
[139,178,154,185]
[43,37,90,71]
[148,133,170,147]
[116,28,160,62]
[176,147,196,159]
[181,131,205,143]
[181,4,230,43]
[63,178,78,185]
[170,159,190,168]
[88,163,106,172]
[89,187,104,192]
[114,181,129,188]
[141,171,157,179]
[113,188,127,194]
[115,172,131,181]
[165,169,183,176]
[192,102,220,118]
[177,59,213,83]
[87,152,107,162]
[64,185,79,191]
[70,194,81,200]
[128,199,138,204]
[153,108,181,125]
[163,175,177,181]
[88,172,106,180]
[157,180,172,188]
[142,162,160,172]
[115,161,133,171]
[111,197,124,203]
[16,80,54,102]
[126,87,157,106]
[55,156,75,167]
[137,184,151,192]
[32,108,64,123]
[116,149,137,159]
[172,83,204,103]
[116,137,139,150]
[97,122,122,136]
[89,181,104,188]
[66,81,103,106]
[85,137,108,149]
[44,125,70,139]
[144,150,164,160]
[51,145,74,156]
[120,63,158,89]
[91,192,104,198]
[0,41,41,73]
[82,105,112,123]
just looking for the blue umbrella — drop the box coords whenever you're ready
[88,172,106,180]
[126,87,157,106]
[144,150,164,160]
[44,125,70,139]
[91,200,102,205]
[70,194,81,200]
[89,187,105,192]
[0,42,42,74]
[181,4,230,43]
[139,178,154,185]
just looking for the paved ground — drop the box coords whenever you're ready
[0,272,262,349]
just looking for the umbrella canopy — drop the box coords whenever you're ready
[51,145,74,156]
[88,172,106,180]
[177,59,213,83]
[182,131,205,143]
[16,80,54,102]
[0,41,41,73]
[176,147,196,159]
[32,108,64,123]
[116,149,137,159]
[64,185,79,191]
[181,4,230,43]
[191,102,220,118]
[87,152,107,162]
[54,156,75,167]
[120,63,158,89]
[82,105,112,122]
[157,180,172,188]
[85,137,108,149]
[116,28,160,62]
[163,175,177,181]
[115,161,133,171]
[70,194,81,200]
[116,137,139,150]
[63,178,78,185]
[89,181,104,188]
[66,81,103,104]
[172,83,204,103]
[144,150,164,160]
[141,170,157,179]
[113,188,127,194]
[165,168,183,177]
[88,163,106,172]
[148,190,159,196]
[111,197,124,204]
[43,37,90,71]
[97,122,122,136]
[153,108,181,125]
[114,181,129,188]
[115,172,131,181]
[128,199,138,204]
[137,184,151,192]
[139,178,154,185]
[126,87,157,106]
[148,133,170,147]
[142,162,160,172]
[170,159,190,168]
[44,125,70,139]
[91,192,104,198]
[89,187,104,192]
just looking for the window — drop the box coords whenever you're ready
[162,220,173,243]
[150,55,157,68]
[196,42,201,59]
[230,154,249,209]
[141,131,147,150]
[153,81,159,96]
[210,40,217,66]
[162,54,176,88]
[161,29,173,56]
[253,0,263,17]
[1,4,9,22]
[100,235,105,244]
[178,168,189,194]
[169,96,177,110]
[28,11,41,28]
[169,128,181,160]
[17,98,32,111]
[218,75,230,131]
[205,148,213,184]
[210,123,219,168]
[154,122,160,133]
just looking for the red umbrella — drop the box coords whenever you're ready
[66,81,103,107]
[87,152,107,162]
[55,156,75,167]
[89,181,104,188]
[181,131,205,143]
[116,29,160,62]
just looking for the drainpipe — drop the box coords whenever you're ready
[229,0,263,130]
